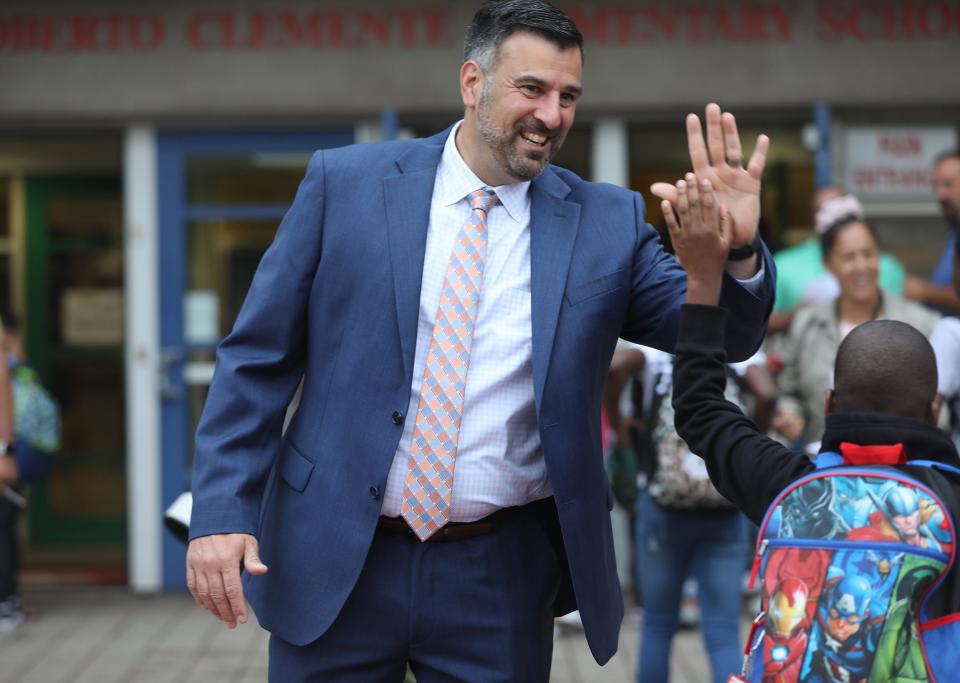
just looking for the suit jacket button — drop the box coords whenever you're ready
[391,411,404,425]
[369,486,380,500]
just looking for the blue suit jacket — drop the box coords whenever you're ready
[190,127,775,663]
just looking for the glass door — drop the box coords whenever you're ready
[24,175,126,578]
[158,130,353,588]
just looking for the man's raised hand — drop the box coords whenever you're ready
[662,174,731,306]
[652,103,769,249]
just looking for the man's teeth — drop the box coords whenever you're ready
[522,132,547,145]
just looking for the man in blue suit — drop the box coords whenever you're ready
[186,1,775,680]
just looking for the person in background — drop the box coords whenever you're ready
[769,187,907,335]
[775,216,940,448]
[0,317,18,631]
[0,310,61,631]
[903,150,960,314]
[930,234,960,451]
[628,342,763,683]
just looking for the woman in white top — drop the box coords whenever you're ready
[777,216,941,446]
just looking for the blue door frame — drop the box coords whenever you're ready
[158,128,353,589]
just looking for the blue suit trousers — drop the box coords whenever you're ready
[268,500,564,682]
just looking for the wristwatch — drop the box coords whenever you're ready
[727,233,762,262]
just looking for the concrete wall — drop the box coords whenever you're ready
[0,1,958,121]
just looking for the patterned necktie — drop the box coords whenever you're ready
[401,188,499,540]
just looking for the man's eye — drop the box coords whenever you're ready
[521,85,539,95]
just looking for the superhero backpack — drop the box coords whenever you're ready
[732,447,960,683]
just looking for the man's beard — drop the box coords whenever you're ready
[475,82,564,181]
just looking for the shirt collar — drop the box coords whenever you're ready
[437,120,531,224]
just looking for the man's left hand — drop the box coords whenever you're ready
[652,103,769,248]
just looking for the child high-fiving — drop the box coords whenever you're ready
[661,173,733,307]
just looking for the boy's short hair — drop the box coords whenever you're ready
[833,320,937,419]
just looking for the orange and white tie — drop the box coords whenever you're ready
[400,189,498,540]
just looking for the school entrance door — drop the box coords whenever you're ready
[157,129,352,588]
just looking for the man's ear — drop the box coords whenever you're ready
[825,389,837,415]
[460,60,484,109]
[929,393,945,426]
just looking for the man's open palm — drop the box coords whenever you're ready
[652,103,769,247]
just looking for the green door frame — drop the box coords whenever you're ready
[24,175,126,545]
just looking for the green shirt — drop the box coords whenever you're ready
[773,238,906,313]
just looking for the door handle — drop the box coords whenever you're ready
[159,346,185,400]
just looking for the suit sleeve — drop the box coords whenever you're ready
[189,151,326,540]
[621,192,776,362]
[672,304,815,524]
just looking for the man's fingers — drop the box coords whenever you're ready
[721,112,744,168]
[243,536,269,576]
[685,113,710,172]
[747,134,770,180]
[222,567,248,625]
[206,571,238,628]
[194,569,216,615]
[704,103,725,168]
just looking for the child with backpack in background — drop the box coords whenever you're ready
[663,174,960,682]
[0,310,61,631]
[627,343,761,683]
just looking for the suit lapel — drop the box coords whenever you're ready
[383,133,581,406]
[383,130,448,382]
[529,168,580,415]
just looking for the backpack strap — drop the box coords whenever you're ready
[813,451,843,468]
[814,452,960,479]
[908,459,960,480]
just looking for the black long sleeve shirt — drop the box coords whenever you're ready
[671,304,960,526]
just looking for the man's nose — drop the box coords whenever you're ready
[534,93,562,131]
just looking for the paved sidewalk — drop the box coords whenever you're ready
[0,586,724,682]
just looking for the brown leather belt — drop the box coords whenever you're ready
[377,498,551,542]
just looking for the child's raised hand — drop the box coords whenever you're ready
[661,173,731,306]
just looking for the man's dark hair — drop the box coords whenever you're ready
[820,216,881,260]
[832,320,937,420]
[464,0,583,74]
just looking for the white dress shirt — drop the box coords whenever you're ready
[931,316,960,451]
[381,122,767,522]
[381,122,550,521]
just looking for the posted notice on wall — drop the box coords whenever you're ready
[61,288,123,347]
[844,127,957,199]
